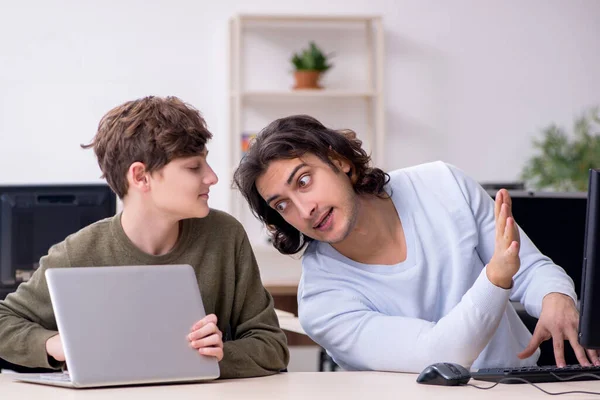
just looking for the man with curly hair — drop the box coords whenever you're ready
[233,114,596,373]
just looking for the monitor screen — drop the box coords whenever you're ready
[488,190,587,297]
[579,169,600,349]
[0,184,116,288]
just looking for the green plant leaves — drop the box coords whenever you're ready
[521,107,600,191]
[290,41,333,72]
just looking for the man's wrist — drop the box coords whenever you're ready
[486,268,513,290]
[543,292,575,305]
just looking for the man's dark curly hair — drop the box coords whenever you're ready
[233,115,389,255]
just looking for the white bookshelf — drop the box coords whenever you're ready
[232,90,378,99]
[234,14,381,23]
[228,14,385,286]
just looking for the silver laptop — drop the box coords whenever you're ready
[15,264,220,388]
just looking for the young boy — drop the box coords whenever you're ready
[0,96,289,378]
[233,114,597,373]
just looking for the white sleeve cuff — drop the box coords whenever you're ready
[466,266,511,319]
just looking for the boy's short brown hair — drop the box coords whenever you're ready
[82,96,212,198]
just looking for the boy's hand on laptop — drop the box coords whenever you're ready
[487,189,521,289]
[45,334,65,362]
[188,314,223,361]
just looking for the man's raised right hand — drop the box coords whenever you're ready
[486,189,521,289]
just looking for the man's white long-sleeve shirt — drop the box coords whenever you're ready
[298,161,576,372]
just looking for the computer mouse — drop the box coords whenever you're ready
[416,362,472,386]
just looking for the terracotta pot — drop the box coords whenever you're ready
[293,70,322,89]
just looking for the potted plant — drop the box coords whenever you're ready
[290,41,333,90]
[521,107,600,191]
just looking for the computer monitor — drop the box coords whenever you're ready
[578,168,600,350]
[0,184,116,289]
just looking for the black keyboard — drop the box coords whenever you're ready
[472,365,600,384]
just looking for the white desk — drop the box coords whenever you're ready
[2,372,600,399]
[277,316,305,335]
[254,245,301,295]
[275,308,306,335]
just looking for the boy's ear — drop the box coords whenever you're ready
[128,162,150,192]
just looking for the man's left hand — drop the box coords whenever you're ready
[517,292,599,367]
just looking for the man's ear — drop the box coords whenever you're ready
[127,162,150,193]
[329,152,353,175]
[328,148,357,184]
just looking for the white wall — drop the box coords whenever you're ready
[1,0,599,214]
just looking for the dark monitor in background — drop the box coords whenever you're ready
[579,168,600,349]
[487,190,588,297]
[0,184,116,290]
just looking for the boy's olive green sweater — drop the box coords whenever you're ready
[0,210,289,378]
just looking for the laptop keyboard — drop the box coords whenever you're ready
[39,372,71,382]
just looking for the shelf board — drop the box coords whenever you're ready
[233,90,378,99]
[235,14,380,23]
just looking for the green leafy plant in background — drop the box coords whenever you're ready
[521,107,600,191]
[290,41,333,72]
